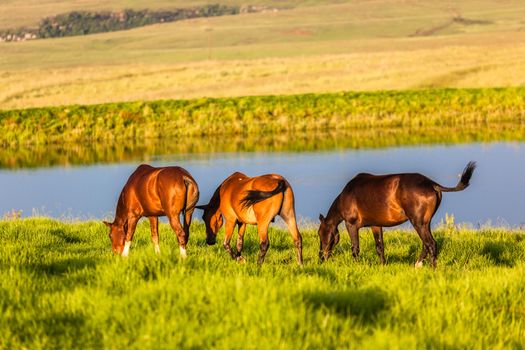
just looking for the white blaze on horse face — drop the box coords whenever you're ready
[415,261,424,268]
[154,244,161,254]
[122,241,131,257]
[179,246,187,258]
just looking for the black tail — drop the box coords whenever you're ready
[240,180,287,209]
[434,161,476,192]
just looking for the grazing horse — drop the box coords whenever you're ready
[103,164,199,257]
[318,162,476,267]
[196,172,303,265]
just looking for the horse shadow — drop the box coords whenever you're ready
[27,256,98,276]
[297,266,338,282]
[303,287,389,324]
[48,228,86,244]
[481,241,515,267]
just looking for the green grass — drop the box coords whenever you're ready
[2,87,525,146]
[2,218,525,349]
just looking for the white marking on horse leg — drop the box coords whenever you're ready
[179,246,187,258]
[122,241,131,257]
[154,244,161,254]
[415,261,423,268]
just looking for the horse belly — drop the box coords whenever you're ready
[236,207,258,225]
[135,184,165,216]
[359,200,408,227]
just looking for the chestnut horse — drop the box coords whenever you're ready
[196,172,303,265]
[318,162,476,267]
[103,164,199,257]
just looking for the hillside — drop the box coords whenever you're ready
[1,0,525,109]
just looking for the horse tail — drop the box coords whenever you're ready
[433,161,476,193]
[183,175,200,212]
[240,179,287,209]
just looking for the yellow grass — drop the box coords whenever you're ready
[1,0,525,109]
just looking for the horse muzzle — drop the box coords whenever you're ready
[206,237,217,245]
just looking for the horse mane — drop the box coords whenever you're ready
[206,184,222,212]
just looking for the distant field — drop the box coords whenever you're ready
[0,0,327,30]
[1,0,525,109]
[1,218,525,348]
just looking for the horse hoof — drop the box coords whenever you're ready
[415,261,423,268]
[236,256,246,263]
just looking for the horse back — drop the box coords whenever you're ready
[341,173,407,226]
[220,173,286,224]
[342,172,439,226]
[120,165,190,216]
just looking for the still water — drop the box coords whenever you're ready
[1,142,524,226]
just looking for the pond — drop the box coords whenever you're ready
[1,142,524,227]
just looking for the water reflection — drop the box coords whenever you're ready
[4,124,525,169]
[1,142,524,226]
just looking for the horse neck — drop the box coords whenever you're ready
[113,193,129,226]
[207,185,222,215]
[325,196,343,227]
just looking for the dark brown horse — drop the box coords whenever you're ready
[196,172,303,265]
[103,164,199,257]
[318,162,476,267]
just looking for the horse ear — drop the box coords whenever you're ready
[103,221,112,228]
[195,204,208,210]
[319,214,325,222]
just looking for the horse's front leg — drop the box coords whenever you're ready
[223,220,237,259]
[122,216,139,257]
[148,216,160,254]
[345,221,360,259]
[236,222,247,262]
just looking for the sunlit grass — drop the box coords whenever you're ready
[2,87,525,147]
[1,218,525,348]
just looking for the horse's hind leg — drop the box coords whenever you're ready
[167,213,188,258]
[413,222,437,268]
[257,221,271,265]
[236,223,247,262]
[182,208,195,245]
[280,209,303,265]
[279,188,303,265]
[148,216,160,254]
[371,226,385,264]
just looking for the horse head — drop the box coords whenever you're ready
[317,214,340,262]
[195,204,223,245]
[103,220,127,254]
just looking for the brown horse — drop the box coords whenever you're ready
[318,162,476,267]
[103,164,199,257]
[196,172,303,265]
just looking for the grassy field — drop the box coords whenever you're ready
[1,0,525,109]
[1,218,525,349]
[2,87,525,146]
